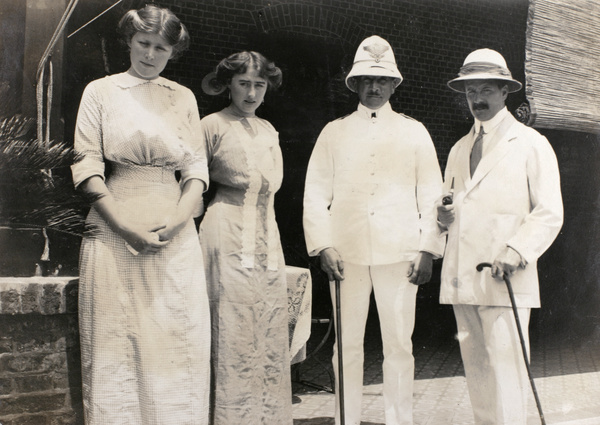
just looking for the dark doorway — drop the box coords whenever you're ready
[249,32,357,315]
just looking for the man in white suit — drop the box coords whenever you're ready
[303,35,444,425]
[436,48,563,424]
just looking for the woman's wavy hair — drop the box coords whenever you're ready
[215,51,282,90]
[118,5,190,60]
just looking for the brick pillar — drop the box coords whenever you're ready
[0,277,83,425]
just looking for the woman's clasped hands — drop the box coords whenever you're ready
[122,222,169,255]
[120,213,184,255]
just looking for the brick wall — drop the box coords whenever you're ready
[535,130,600,338]
[62,1,532,266]
[0,278,82,425]
[142,0,533,273]
[154,0,599,337]
[62,0,598,331]
[159,0,530,164]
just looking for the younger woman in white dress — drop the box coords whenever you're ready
[200,51,292,425]
[72,5,210,424]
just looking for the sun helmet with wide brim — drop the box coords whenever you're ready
[345,35,403,93]
[447,48,522,93]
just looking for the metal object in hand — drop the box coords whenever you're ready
[442,177,455,205]
[334,279,346,425]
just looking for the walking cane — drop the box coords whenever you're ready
[334,278,346,425]
[476,263,546,425]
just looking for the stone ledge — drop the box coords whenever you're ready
[0,277,79,315]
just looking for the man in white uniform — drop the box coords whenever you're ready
[303,35,444,425]
[436,49,563,424]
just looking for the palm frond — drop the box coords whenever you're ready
[0,115,88,236]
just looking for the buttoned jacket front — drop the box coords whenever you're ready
[303,102,444,265]
[440,113,563,307]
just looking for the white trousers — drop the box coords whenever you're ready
[329,262,418,425]
[453,304,531,425]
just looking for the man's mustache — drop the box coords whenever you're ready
[473,102,489,110]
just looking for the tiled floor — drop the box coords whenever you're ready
[292,313,600,425]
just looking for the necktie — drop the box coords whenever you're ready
[371,112,377,119]
[470,126,485,177]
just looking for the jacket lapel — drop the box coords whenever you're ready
[465,114,518,194]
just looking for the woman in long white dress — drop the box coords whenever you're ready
[200,51,292,424]
[71,6,210,424]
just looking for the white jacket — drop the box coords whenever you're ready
[303,102,444,265]
[440,112,563,307]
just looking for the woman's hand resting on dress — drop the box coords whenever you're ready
[79,176,170,255]
[121,223,169,255]
[154,179,205,244]
[156,216,187,243]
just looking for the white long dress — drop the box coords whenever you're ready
[199,108,292,425]
[72,72,210,425]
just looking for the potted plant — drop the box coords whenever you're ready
[0,115,87,277]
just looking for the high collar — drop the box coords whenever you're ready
[111,72,176,90]
[357,102,393,120]
[474,106,509,133]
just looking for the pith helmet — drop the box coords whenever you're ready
[345,35,403,92]
[447,48,522,93]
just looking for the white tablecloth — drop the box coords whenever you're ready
[286,265,312,364]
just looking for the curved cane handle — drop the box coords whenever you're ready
[476,262,493,272]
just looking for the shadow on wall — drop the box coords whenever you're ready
[250,32,357,270]
[534,129,600,342]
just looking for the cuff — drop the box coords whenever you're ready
[71,158,105,189]
[180,163,209,190]
[507,244,528,267]
[308,246,331,257]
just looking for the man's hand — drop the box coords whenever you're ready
[320,247,345,282]
[491,246,524,280]
[407,251,433,285]
[436,194,455,228]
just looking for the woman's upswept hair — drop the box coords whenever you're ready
[118,5,190,59]
[215,51,282,90]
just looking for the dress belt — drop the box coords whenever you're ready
[110,163,177,184]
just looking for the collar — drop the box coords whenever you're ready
[223,105,256,120]
[357,102,393,119]
[474,106,509,133]
[111,72,176,90]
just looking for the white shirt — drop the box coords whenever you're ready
[473,106,510,158]
[303,102,444,265]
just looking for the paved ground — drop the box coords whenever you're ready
[291,307,600,425]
